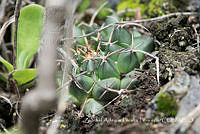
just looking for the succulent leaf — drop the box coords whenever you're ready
[0,56,14,72]
[11,69,37,86]
[14,4,44,69]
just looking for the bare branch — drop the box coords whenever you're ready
[13,0,22,68]
[89,1,108,26]
[20,0,67,134]
[0,16,15,45]
[62,12,198,41]
[124,12,198,23]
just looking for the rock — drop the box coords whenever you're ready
[146,71,200,134]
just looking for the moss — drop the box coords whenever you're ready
[77,0,91,13]
[147,0,177,17]
[117,0,177,18]
[117,0,147,17]
[157,93,178,117]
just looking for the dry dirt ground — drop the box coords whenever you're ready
[1,1,200,134]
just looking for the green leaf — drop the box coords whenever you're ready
[69,75,94,105]
[98,58,120,79]
[117,51,139,73]
[92,77,120,102]
[83,98,104,115]
[120,71,139,90]
[11,69,37,86]
[133,35,154,62]
[14,4,44,69]
[0,56,14,72]
[0,72,8,82]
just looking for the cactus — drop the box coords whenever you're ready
[67,15,154,114]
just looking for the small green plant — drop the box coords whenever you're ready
[117,0,147,17]
[66,15,155,114]
[157,93,178,117]
[147,0,177,17]
[117,0,177,18]
[0,4,44,91]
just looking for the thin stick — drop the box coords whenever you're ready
[96,94,121,114]
[78,98,88,117]
[89,1,108,26]
[0,123,10,134]
[125,49,160,84]
[61,23,114,41]
[0,16,15,45]
[192,24,200,52]
[0,96,13,113]
[13,0,22,68]
[62,12,198,41]
[124,12,198,23]
[117,8,136,16]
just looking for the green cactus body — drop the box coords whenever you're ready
[117,51,140,73]
[120,71,140,90]
[112,28,132,48]
[132,35,154,62]
[107,44,123,61]
[68,14,154,114]
[69,75,94,105]
[92,77,120,102]
[98,58,120,79]
[83,98,104,114]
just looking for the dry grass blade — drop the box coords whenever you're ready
[13,0,22,68]
[0,16,15,45]
[89,1,108,26]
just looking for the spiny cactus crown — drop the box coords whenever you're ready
[66,15,154,114]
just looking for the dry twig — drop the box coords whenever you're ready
[89,1,108,26]
[13,0,22,68]
[0,16,15,45]
[20,0,67,133]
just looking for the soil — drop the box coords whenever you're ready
[49,15,200,134]
[1,1,200,134]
